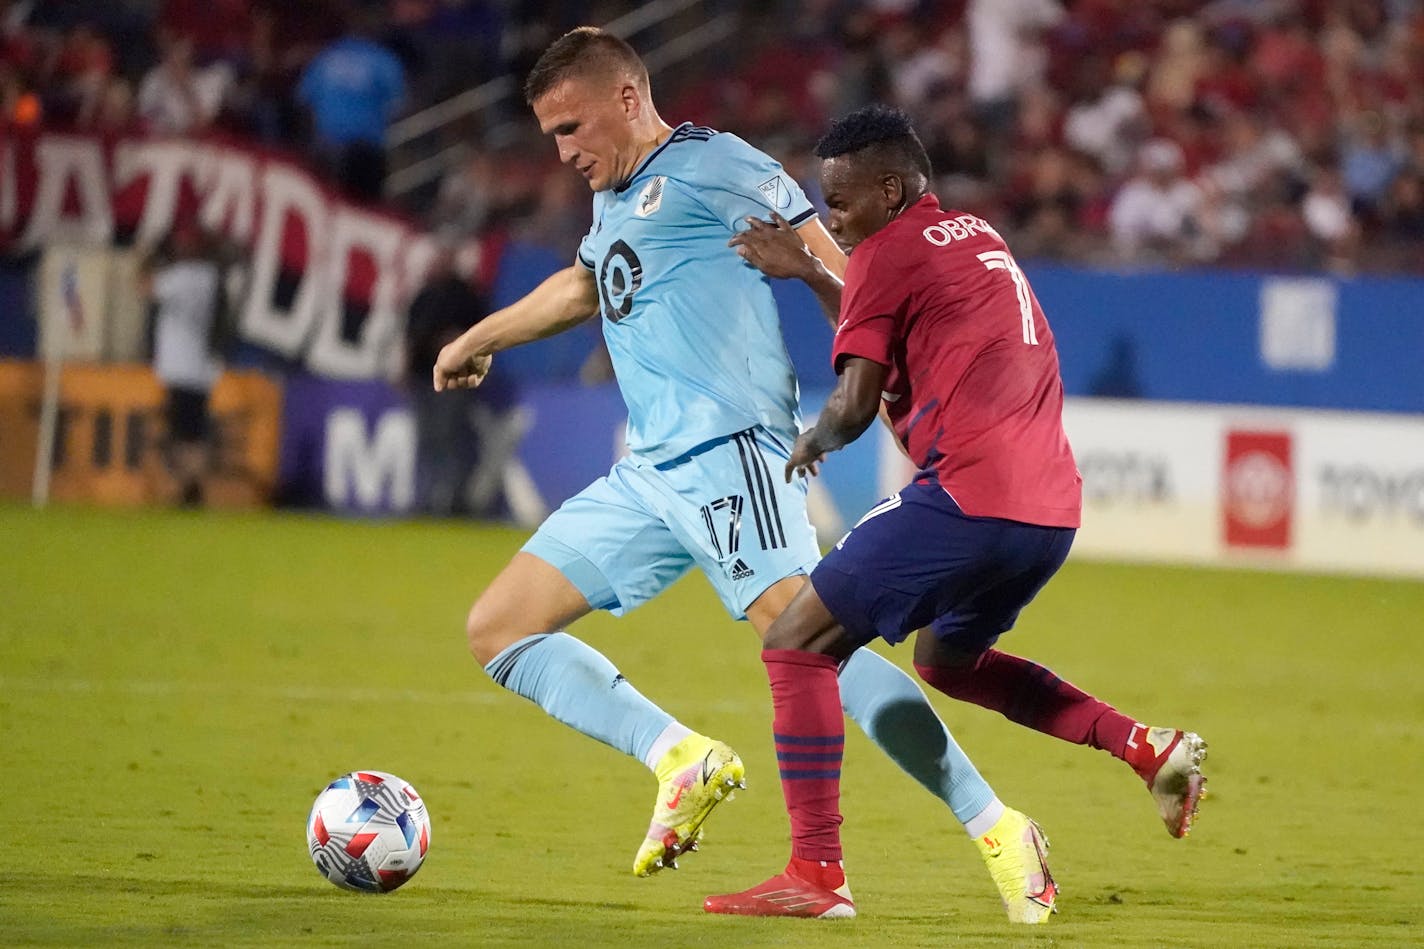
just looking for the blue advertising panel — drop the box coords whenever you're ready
[493,241,1423,412]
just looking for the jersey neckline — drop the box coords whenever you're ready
[613,121,696,194]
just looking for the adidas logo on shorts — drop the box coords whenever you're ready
[730,559,755,581]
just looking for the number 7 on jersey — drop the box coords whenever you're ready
[976,250,1039,346]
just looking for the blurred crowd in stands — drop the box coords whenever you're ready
[4,0,1424,274]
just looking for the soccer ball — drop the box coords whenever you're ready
[307,770,431,892]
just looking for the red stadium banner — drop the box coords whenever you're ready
[1,129,480,381]
[1221,429,1294,551]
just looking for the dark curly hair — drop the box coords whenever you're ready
[814,105,933,180]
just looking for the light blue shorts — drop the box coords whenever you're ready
[523,427,820,620]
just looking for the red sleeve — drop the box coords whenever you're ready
[831,241,904,373]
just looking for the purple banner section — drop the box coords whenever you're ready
[278,374,416,515]
[269,375,891,530]
[513,382,630,505]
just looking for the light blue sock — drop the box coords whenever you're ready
[484,632,675,765]
[839,648,996,826]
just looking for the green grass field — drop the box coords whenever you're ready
[2,503,1421,947]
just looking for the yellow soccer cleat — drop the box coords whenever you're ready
[633,734,746,877]
[974,808,1057,924]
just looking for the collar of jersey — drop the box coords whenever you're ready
[862,193,940,252]
[613,122,694,194]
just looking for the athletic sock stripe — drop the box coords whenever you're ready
[747,433,787,547]
[774,733,844,746]
[779,769,842,780]
[777,752,843,763]
[733,432,769,549]
[483,634,551,687]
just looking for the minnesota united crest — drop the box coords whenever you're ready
[636,176,666,217]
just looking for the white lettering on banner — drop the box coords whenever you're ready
[241,162,328,356]
[198,146,258,243]
[3,131,448,380]
[1078,451,1173,503]
[20,136,113,248]
[401,235,440,313]
[112,139,200,248]
[323,408,415,512]
[307,208,404,380]
[1318,466,1424,525]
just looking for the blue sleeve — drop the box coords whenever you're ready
[695,134,817,233]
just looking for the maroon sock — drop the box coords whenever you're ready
[915,649,1138,759]
[763,648,844,863]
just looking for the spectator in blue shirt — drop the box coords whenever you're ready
[1340,111,1403,220]
[297,13,404,202]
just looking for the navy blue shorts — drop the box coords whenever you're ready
[811,482,1075,652]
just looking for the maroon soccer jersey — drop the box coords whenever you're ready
[831,194,1082,528]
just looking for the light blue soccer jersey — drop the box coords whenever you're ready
[576,123,816,464]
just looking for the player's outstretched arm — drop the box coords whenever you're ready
[729,213,845,329]
[786,356,887,481]
[796,217,847,280]
[433,265,600,391]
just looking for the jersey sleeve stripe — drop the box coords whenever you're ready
[787,207,816,227]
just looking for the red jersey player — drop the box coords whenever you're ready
[704,106,1207,922]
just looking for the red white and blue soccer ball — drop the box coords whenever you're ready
[307,770,431,893]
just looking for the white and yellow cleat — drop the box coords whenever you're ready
[974,808,1057,924]
[633,734,746,877]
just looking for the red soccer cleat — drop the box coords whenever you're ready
[1126,725,1209,838]
[704,858,856,919]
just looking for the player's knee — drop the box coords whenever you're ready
[762,617,816,652]
[761,597,854,658]
[913,653,981,695]
[465,598,515,667]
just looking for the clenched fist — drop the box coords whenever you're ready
[433,341,493,391]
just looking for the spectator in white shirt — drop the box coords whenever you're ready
[1064,52,1149,176]
[966,0,1064,128]
[1109,138,1205,263]
[143,220,228,506]
[1301,164,1361,274]
[137,34,232,135]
